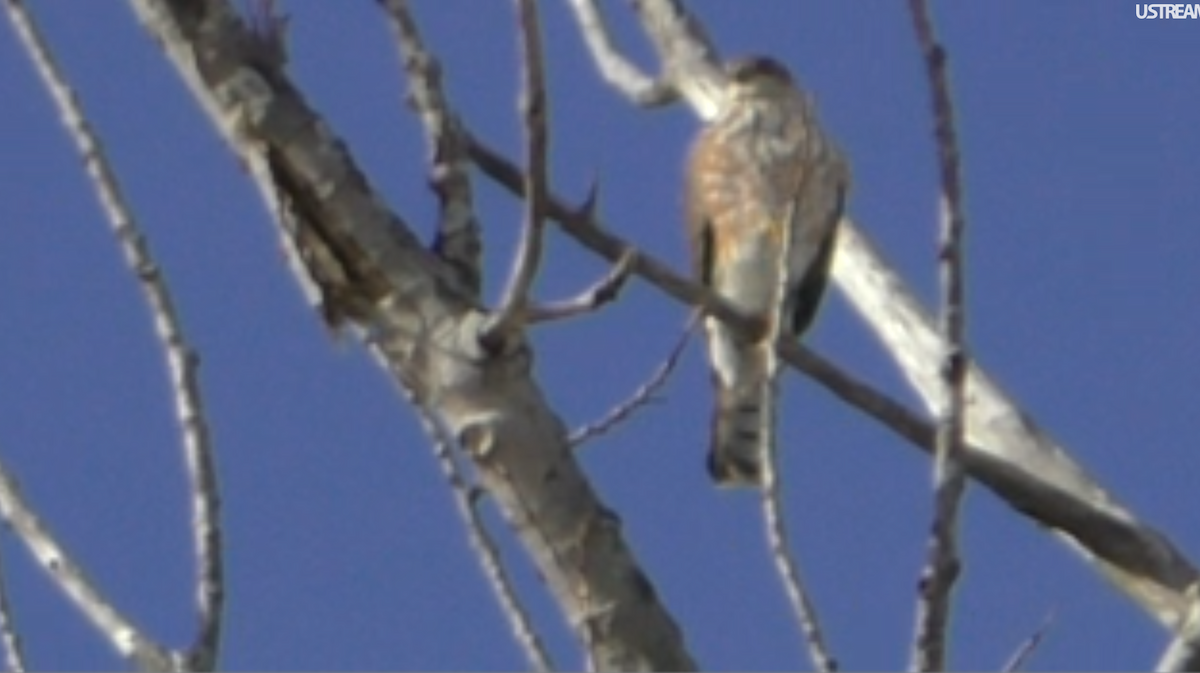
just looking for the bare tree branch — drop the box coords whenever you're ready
[834,221,1199,627]
[481,0,552,351]
[906,1,970,669]
[5,1,223,669]
[124,1,696,668]
[563,0,678,107]
[379,0,482,296]
[528,249,636,324]
[760,441,836,672]
[467,129,1200,630]
[0,447,173,671]
[569,311,696,447]
[754,141,836,671]
[1157,585,1200,672]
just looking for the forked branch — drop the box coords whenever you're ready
[128,0,696,667]
[563,0,678,107]
[529,249,637,325]
[481,0,552,351]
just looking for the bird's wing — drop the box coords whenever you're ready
[783,149,849,336]
[685,126,721,287]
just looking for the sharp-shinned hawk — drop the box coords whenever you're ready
[685,56,848,487]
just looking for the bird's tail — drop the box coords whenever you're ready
[706,338,776,488]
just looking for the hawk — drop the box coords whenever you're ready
[685,56,848,487]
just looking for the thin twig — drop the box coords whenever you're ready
[562,0,678,107]
[468,135,764,331]
[0,534,27,673]
[569,311,697,447]
[760,185,836,672]
[379,0,482,296]
[1001,607,1056,673]
[907,1,971,669]
[528,249,637,324]
[481,0,551,350]
[1156,585,1200,672]
[4,1,221,669]
[760,458,836,671]
[396,380,556,672]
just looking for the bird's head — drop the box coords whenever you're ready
[724,56,795,101]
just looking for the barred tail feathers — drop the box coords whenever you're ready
[704,318,778,487]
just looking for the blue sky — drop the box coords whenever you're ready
[1,2,1198,670]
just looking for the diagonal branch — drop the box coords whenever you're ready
[907,1,971,669]
[379,0,483,297]
[528,249,636,325]
[467,131,1200,630]
[481,0,552,351]
[0,447,173,671]
[5,0,222,669]
[569,311,696,447]
[756,160,835,671]
[126,0,696,668]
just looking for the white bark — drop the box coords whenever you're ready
[125,0,696,668]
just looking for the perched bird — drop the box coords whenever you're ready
[684,56,848,487]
